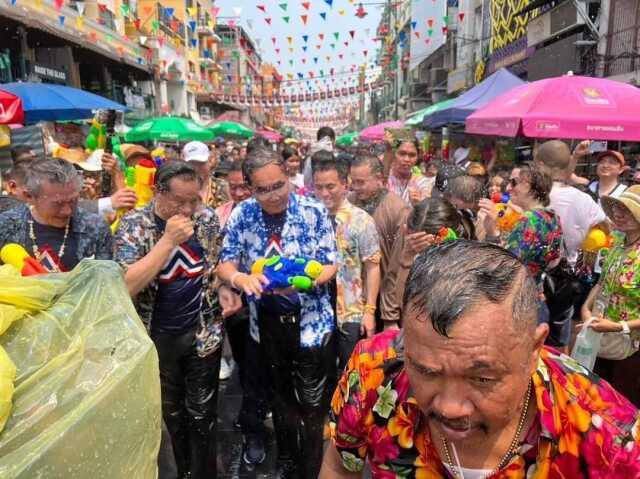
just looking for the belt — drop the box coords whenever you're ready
[278,313,298,324]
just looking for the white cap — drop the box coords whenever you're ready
[182,141,210,163]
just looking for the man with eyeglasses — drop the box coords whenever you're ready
[0,158,112,271]
[217,147,337,479]
[114,161,224,479]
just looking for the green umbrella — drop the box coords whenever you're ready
[405,99,455,127]
[125,116,214,142]
[335,131,358,147]
[208,121,255,139]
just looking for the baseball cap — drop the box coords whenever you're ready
[596,150,625,167]
[182,141,210,163]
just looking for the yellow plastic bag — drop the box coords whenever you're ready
[0,260,161,478]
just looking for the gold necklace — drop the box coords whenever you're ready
[28,213,70,273]
[440,380,532,479]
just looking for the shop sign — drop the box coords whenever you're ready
[33,64,67,81]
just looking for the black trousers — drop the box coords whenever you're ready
[337,322,363,373]
[152,326,222,479]
[258,306,333,479]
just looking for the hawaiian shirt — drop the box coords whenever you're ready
[503,208,562,286]
[206,176,230,209]
[335,200,381,328]
[387,172,432,204]
[0,203,113,264]
[329,329,640,478]
[601,233,640,323]
[219,193,337,348]
[113,202,223,343]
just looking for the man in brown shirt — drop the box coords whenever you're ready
[349,155,409,280]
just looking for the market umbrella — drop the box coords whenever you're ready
[424,68,525,129]
[0,89,24,125]
[125,116,214,142]
[0,82,125,123]
[466,74,640,141]
[257,129,283,142]
[335,131,358,147]
[208,121,254,139]
[359,120,403,142]
[405,99,455,127]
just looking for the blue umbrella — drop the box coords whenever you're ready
[423,68,526,129]
[0,82,127,123]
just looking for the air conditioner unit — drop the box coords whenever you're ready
[527,0,586,47]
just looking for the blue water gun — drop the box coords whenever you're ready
[251,255,323,291]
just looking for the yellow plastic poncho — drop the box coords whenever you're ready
[0,260,161,478]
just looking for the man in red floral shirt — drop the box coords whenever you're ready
[321,241,640,478]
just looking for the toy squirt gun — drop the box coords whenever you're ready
[491,192,521,233]
[110,159,157,234]
[251,255,324,292]
[0,244,47,276]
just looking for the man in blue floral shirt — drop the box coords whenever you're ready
[114,161,223,479]
[218,146,337,479]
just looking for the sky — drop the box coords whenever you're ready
[215,0,385,95]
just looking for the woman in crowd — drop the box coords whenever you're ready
[487,172,507,199]
[479,166,564,348]
[581,185,640,406]
[379,197,475,329]
[384,131,432,205]
[282,145,304,191]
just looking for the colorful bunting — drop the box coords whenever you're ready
[282,16,290,23]
[301,15,308,25]
[58,15,65,25]
[349,31,355,39]
[257,4,266,12]
[265,18,272,25]
[54,0,64,10]
[319,12,327,20]
[302,2,311,9]
[324,0,333,7]
[279,3,287,11]
[302,35,309,43]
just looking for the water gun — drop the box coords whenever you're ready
[251,255,323,291]
[582,227,613,253]
[151,147,166,168]
[110,158,157,234]
[491,192,520,233]
[0,244,48,276]
[85,117,106,153]
[411,165,423,177]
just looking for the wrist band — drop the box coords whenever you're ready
[364,303,377,313]
[230,272,243,289]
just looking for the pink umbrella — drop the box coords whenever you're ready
[465,75,640,141]
[359,120,403,142]
[257,129,283,142]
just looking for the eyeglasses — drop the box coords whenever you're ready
[509,178,519,188]
[254,180,288,199]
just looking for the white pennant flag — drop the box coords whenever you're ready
[233,7,242,16]
[76,1,85,15]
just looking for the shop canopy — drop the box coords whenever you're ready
[208,121,255,139]
[257,129,283,142]
[125,116,214,142]
[423,68,526,129]
[359,120,403,142]
[405,99,454,127]
[0,82,126,123]
[335,131,358,147]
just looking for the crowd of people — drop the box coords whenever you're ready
[1,126,640,478]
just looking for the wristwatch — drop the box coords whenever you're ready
[620,321,631,335]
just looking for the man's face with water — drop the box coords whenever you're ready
[403,298,546,447]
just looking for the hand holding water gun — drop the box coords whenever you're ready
[110,158,157,234]
[251,255,324,292]
[0,244,48,276]
[490,192,521,233]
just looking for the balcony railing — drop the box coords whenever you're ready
[157,3,185,39]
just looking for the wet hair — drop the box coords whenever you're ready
[312,157,349,183]
[311,149,334,165]
[155,160,202,193]
[242,147,285,185]
[447,175,484,205]
[5,160,30,185]
[407,198,475,240]
[24,159,82,197]
[534,140,573,179]
[518,165,553,206]
[282,146,299,161]
[228,160,243,174]
[317,126,336,142]
[434,164,466,196]
[403,240,538,336]
[246,136,271,155]
[350,154,384,176]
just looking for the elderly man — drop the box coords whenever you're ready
[217,146,337,479]
[114,161,223,479]
[322,241,640,478]
[0,158,112,270]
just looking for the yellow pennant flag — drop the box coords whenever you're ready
[187,7,197,17]
[76,16,84,29]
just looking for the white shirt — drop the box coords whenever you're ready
[588,181,627,205]
[550,184,606,263]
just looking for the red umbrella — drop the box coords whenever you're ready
[0,89,24,125]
